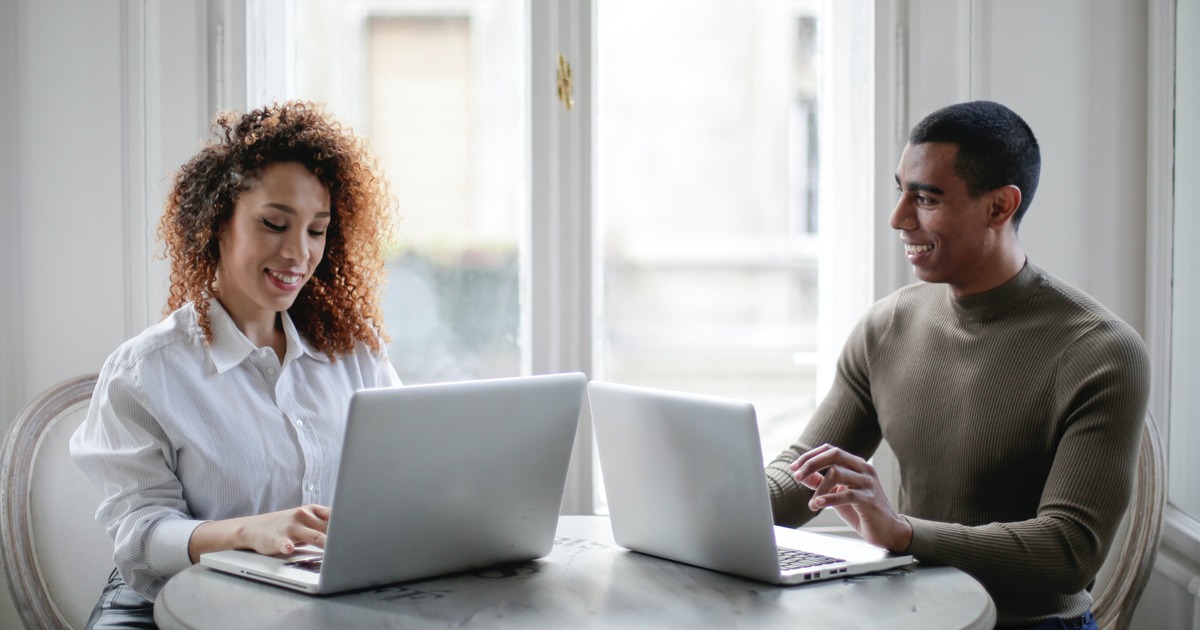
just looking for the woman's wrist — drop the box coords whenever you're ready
[187,518,240,564]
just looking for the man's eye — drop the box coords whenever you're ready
[261,219,286,231]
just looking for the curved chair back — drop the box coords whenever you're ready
[1,375,112,630]
[1092,411,1166,630]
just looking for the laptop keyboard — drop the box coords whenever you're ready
[283,557,323,574]
[777,547,844,571]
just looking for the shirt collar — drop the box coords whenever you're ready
[205,300,330,374]
[279,308,331,366]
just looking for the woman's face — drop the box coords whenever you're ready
[215,161,331,329]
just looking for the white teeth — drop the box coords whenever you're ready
[268,270,302,284]
[905,243,933,255]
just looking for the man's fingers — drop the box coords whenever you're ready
[807,465,875,510]
[789,443,835,471]
[797,471,824,489]
[792,446,865,486]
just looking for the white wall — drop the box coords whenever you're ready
[903,0,1148,334]
[16,0,130,398]
[1,0,129,624]
[0,0,1179,628]
[0,0,22,434]
[0,4,20,630]
[990,1,1148,335]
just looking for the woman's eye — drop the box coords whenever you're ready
[261,218,286,232]
[308,229,327,237]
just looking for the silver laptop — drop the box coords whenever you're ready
[201,372,587,594]
[588,380,913,585]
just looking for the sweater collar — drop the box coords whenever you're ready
[949,259,1042,322]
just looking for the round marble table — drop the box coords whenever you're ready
[155,515,995,629]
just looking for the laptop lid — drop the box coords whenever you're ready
[202,372,586,594]
[587,380,912,586]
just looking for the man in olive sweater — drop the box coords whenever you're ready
[765,101,1149,629]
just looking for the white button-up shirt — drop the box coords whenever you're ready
[70,300,401,599]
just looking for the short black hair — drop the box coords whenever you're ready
[909,101,1041,228]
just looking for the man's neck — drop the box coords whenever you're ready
[949,245,1027,299]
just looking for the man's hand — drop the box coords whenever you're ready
[188,504,331,563]
[790,444,913,552]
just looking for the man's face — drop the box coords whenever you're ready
[890,142,1005,297]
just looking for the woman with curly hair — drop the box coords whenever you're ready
[70,101,400,628]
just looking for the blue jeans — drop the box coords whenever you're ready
[1004,610,1098,630]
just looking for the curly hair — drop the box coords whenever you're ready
[158,100,395,359]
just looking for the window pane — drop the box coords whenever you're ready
[596,0,824,470]
[293,1,529,383]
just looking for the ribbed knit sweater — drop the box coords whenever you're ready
[765,260,1150,626]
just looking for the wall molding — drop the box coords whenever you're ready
[122,1,211,334]
[1145,0,1176,428]
[122,1,151,338]
[1143,0,1199,613]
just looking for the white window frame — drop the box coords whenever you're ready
[529,0,595,513]
[132,0,901,516]
[222,0,600,512]
[1146,0,1200,593]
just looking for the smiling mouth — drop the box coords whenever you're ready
[267,270,303,286]
[904,243,933,255]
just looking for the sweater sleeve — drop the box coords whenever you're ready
[766,311,885,527]
[904,321,1150,593]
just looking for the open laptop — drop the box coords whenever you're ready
[200,372,587,594]
[587,380,913,586]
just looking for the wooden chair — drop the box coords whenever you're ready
[0,375,112,629]
[1092,411,1167,630]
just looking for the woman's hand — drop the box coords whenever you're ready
[790,444,913,552]
[188,504,331,563]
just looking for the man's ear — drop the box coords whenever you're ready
[988,185,1022,228]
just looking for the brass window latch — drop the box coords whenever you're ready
[556,54,574,111]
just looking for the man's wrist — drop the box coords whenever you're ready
[890,516,914,553]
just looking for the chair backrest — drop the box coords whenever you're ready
[1,375,113,630]
[1091,411,1166,630]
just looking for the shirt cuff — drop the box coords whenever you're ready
[148,517,206,577]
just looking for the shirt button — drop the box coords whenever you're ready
[295,419,304,428]
[266,366,277,376]
[305,482,315,492]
